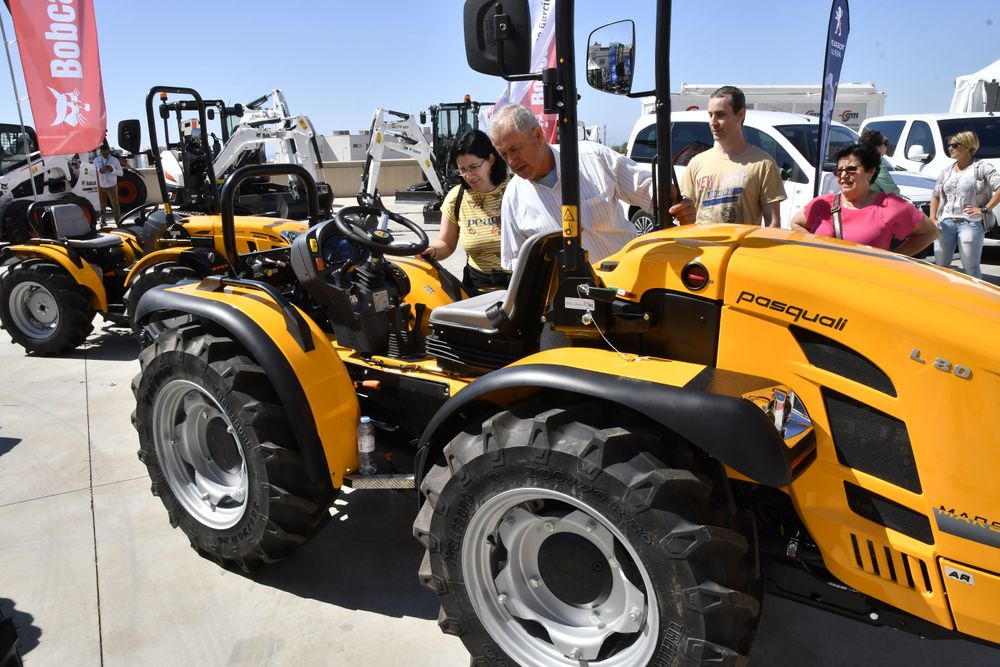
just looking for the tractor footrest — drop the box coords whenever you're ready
[344,473,415,489]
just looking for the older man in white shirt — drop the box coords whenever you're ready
[489,104,692,270]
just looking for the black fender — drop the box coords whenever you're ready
[416,363,793,491]
[133,284,331,488]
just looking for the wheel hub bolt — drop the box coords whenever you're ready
[505,514,515,526]
[232,489,245,502]
[608,558,619,569]
[528,576,541,589]
[628,607,641,622]
[567,648,582,660]
[497,593,509,605]
[590,611,602,625]
[544,520,555,532]
[585,521,596,533]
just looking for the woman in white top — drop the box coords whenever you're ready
[930,130,1000,278]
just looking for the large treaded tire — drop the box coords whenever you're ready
[0,261,94,355]
[131,322,335,571]
[125,261,199,334]
[0,602,22,667]
[414,400,760,666]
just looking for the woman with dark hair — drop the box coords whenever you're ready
[790,143,937,255]
[421,129,512,293]
[858,128,900,195]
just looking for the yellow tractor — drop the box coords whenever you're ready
[129,2,1000,665]
[0,87,315,355]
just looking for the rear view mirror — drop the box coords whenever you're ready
[463,0,531,79]
[586,21,635,96]
[118,120,141,154]
[207,108,216,121]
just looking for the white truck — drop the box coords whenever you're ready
[646,82,886,132]
[624,109,935,233]
[859,112,1000,176]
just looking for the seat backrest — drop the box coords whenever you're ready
[50,204,92,238]
[499,230,562,330]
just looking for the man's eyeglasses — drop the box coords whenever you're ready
[834,165,861,177]
[456,159,486,175]
[947,142,962,149]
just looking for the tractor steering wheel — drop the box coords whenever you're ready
[334,205,428,257]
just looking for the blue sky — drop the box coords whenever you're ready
[1,0,997,148]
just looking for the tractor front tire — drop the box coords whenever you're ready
[415,401,760,666]
[0,261,94,355]
[131,322,334,571]
[125,261,199,335]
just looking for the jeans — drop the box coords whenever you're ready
[934,217,984,279]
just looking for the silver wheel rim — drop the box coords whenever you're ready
[633,213,655,236]
[152,378,248,529]
[9,280,58,340]
[462,487,658,666]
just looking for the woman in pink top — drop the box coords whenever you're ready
[790,143,938,256]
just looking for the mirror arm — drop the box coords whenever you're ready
[505,73,543,82]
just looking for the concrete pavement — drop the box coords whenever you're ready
[1,199,998,665]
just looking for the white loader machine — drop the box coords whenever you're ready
[0,122,100,243]
[156,88,331,218]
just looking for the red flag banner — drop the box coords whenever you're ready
[9,0,106,155]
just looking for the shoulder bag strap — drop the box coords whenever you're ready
[831,194,843,239]
[453,185,465,222]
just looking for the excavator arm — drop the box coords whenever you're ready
[359,108,445,205]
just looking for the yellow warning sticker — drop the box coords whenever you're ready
[562,206,578,237]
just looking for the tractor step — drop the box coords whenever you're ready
[344,473,415,489]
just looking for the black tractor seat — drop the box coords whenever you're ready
[50,204,120,249]
[426,231,561,371]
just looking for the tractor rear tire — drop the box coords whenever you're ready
[0,201,31,243]
[131,323,335,571]
[125,261,199,335]
[415,401,760,666]
[0,261,94,355]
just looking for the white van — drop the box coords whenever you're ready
[859,112,1000,177]
[625,110,934,233]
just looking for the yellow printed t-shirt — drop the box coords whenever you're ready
[441,176,511,272]
[680,145,786,225]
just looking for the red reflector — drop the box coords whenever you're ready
[681,262,709,290]
[314,257,325,271]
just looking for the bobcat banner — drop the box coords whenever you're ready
[479,0,558,143]
[814,0,850,195]
[8,0,106,155]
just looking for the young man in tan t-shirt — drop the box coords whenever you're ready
[680,86,786,227]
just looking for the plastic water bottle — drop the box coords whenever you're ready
[357,416,376,476]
